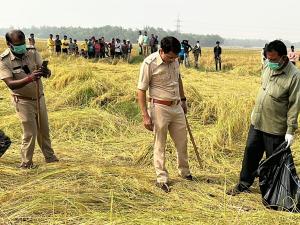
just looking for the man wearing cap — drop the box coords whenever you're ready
[0,30,59,168]
[137,36,193,193]
[214,41,222,71]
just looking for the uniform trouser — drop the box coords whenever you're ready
[194,54,200,67]
[150,102,191,183]
[215,57,221,70]
[239,125,285,187]
[13,96,56,164]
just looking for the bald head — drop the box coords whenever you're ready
[5,30,25,45]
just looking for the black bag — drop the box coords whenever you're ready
[0,130,11,157]
[257,142,300,212]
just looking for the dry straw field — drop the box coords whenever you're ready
[0,40,300,224]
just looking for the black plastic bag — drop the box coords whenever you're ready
[257,142,300,212]
[0,130,11,157]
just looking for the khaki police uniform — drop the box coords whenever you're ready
[138,52,191,183]
[0,48,57,165]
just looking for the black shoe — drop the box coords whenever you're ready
[18,162,38,169]
[226,183,251,196]
[45,156,59,163]
[183,175,193,181]
[156,182,171,193]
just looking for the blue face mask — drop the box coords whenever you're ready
[11,44,27,55]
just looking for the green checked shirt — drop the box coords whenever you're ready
[251,62,300,135]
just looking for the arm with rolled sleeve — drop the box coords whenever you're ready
[286,74,300,134]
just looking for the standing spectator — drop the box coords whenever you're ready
[62,35,69,54]
[55,35,62,55]
[150,34,156,54]
[138,30,144,55]
[143,31,150,57]
[94,40,101,58]
[127,40,133,63]
[87,39,95,58]
[80,39,88,58]
[121,39,128,60]
[178,43,185,65]
[182,40,192,67]
[214,41,222,71]
[68,38,76,55]
[192,41,202,68]
[288,46,298,65]
[154,35,159,52]
[28,33,35,47]
[47,34,55,55]
[109,38,116,59]
[115,38,122,59]
[100,37,106,58]
[74,39,79,55]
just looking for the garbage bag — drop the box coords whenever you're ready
[0,130,11,157]
[257,142,300,212]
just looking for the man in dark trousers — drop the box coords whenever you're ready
[214,41,222,71]
[227,40,300,195]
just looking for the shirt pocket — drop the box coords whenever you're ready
[152,71,171,82]
[12,68,27,79]
[268,78,288,101]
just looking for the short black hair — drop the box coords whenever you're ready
[160,36,181,54]
[291,45,295,49]
[266,40,287,56]
[5,30,25,43]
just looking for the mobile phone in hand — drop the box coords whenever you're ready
[42,60,49,68]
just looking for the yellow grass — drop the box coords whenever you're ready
[0,40,300,224]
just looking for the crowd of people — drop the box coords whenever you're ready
[28,31,224,69]
[45,34,133,62]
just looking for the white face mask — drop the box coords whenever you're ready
[196,43,200,47]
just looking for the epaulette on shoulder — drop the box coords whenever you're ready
[144,55,156,65]
[0,49,10,60]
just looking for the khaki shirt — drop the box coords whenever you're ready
[0,48,43,98]
[138,52,181,101]
[251,62,300,135]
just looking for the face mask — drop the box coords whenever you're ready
[11,44,27,54]
[268,61,280,71]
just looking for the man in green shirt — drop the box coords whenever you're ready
[227,40,300,195]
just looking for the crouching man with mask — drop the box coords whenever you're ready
[227,40,300,195]
[0,30,59,169]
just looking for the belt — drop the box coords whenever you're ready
[12,94,44,102]
[149,98,180,106]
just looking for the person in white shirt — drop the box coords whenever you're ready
[138,31,144,55]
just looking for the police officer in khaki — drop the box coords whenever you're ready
[0,30,58,168]
[137,36,192,193]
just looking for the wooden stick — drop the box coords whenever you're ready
[185,115,202,167]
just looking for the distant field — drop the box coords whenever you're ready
[0,40,300,225]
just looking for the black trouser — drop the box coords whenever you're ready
[215,57,221,71]
[239,125,285,187]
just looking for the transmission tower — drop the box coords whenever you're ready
[175,15,182,34]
